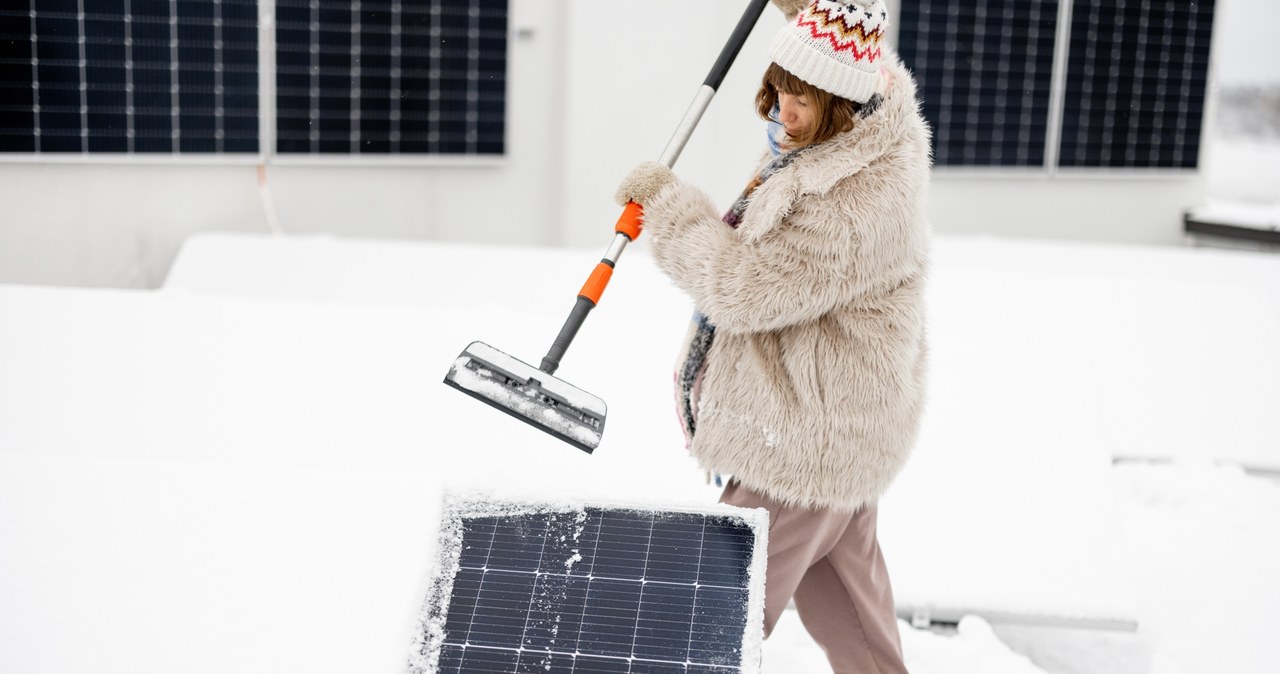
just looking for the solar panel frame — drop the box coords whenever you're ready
[0,0,262,157]
[1057,0,1216,170]
[897,0,1061,169]
[894,0,1217,173]
[2,0,510,163]
[412,497,769,674]
[273,0,508,158]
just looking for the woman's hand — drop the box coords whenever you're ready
[614,161,677,207]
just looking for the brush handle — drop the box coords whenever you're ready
[540,204,640,374]
[707,0,772,92]
[541,296,595,375]
[660,0,771,168]
[540,0,769,376]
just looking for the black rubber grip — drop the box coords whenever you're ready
[541,296,596,375]
[703,0,771,91]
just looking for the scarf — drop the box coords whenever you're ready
[674,137,810,451]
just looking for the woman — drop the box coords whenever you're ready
[615,1,930,672]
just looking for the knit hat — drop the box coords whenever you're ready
[769,0,888,104]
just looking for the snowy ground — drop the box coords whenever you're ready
[1203,137,1280,207]
[766,460,1280,674]
[2,233,1279,674]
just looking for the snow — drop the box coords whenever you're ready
[1201,137,1280,211]
[2,233,1279,674]
[1111,460,1280,674]
[456,341,608,418]
[901,617,1051,674]
[446,351,604,449]
[1187,199,1280,231]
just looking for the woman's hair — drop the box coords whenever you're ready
[755,62,861,148]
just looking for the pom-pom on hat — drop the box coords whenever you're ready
[769,0,888,104]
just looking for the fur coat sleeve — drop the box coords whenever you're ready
[636,54,932,512]
[640,55,931,337]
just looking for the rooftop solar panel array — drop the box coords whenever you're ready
[414,501,766,674]
[1058,0,1216,169]
[897,0,1216,170]
[2,0,508,157]
[0,0,260,154]
[897,0,1060,168]
[274,0,507,155]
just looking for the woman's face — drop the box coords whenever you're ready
[777,91,815,140]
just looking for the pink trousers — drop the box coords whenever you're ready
[721,481,909,674]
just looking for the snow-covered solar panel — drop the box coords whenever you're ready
[413,498,768,674]
[897,1,1059,167]
[0,0,260,154]
[274,0,507,155]
[1058,0,1216,169]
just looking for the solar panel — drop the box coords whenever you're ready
[897,0,1217,171]
[412,498,768,674]
[1058,0,1216,169]
[897,1,1059,167]
[274,0,507,156]
[0,0,260,154]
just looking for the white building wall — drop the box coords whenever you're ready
[561,1,788,248]
[0,0,572,288]
[0,0,1218,289]
[928,173,1205,246]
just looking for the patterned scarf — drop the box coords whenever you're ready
[674,143,810,448]
[673,91,886,457]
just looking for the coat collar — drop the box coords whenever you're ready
[737,53,921,243]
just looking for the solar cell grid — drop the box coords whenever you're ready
[274,0,507,155]
[1059,0,1215,169]
[1,0,260,154]
[897,0,1215,170]
[898,0,1058,167]
[415,503,764,674]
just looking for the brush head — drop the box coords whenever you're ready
[443,341,607,453]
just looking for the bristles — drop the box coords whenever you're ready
[444,343,606,453]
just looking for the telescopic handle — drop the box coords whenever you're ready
[540,0,770,376]
[659,0,771,169]
[705,0,771,91]
[540,204,642,375]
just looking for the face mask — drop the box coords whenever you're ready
[767,103,784,157]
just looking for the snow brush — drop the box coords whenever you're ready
[444,0,770,453]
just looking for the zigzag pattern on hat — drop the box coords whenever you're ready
[795,1,885,61]
[770,0,888,102]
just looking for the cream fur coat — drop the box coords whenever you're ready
[641,54,931,513]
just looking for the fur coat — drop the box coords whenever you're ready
[641,53,932,512]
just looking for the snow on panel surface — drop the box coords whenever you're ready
[411,495,769,674]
